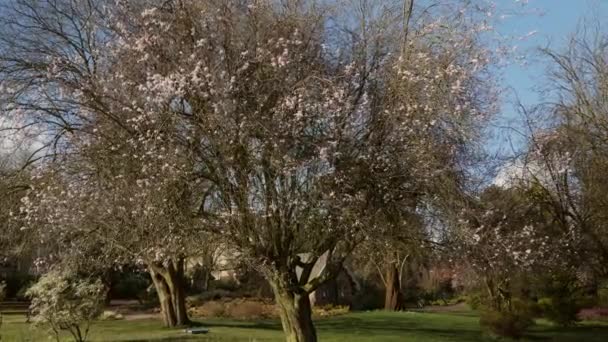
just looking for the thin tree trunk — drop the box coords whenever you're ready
[149,258,190,327]
[271,281,317,342]
[384,262,403,311]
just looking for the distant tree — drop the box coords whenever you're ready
[343,0,497,311]
[0,153,32,271]
[515,24,608,276]
[457,185,579,311]
[356,211,427,310]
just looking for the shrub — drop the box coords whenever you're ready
[187,289,236,305]
[466,292,484,310]
[446,295,467,305]
[536,287,592,326]
[225,300,269,319]
[578,307,608,321]
[598,287,608,307]
[479,299,535,339]
[191,298,278,319]
[313,304,350,317]
[211,278,240,292]
[197,301,226,317]
[533,273,593,326]
[26,270,105,342]
[479,308,534,339]
[538,296,584,326]
[430,299,446,306]
[597,280,608,307]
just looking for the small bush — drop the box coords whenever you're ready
[191,298,277,319]
[479,308,534,339]
[538,296,583,326]
[533,273,593,327]
[26,270,105,342]
[479,299,536,339]
[578,307,608,321]
[313,304,349,317]
[211,278,239,292]
[187,289,235,305]
[444,295,467,306]
[597,281,608,307]
[430,299,452,306]
[197,301,226,317]
[466,292,484,310]
[225,300,269,319]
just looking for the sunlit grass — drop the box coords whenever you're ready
[2,310,608,341]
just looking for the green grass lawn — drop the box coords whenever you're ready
[2,311,608,341]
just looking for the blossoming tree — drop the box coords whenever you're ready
[0,0,205,327]
[456,185,580,311]
[1,0,499,340]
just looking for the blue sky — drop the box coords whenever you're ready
[489,0,608,155]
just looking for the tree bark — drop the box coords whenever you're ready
[150,267,177,327]
[149,258,191,327]
[384,262,403,311]
[271,281,317,342]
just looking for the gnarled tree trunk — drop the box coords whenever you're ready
[265,252,341,341]
[149,258,191,327]
[271,281,317,342]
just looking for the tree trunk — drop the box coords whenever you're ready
[271,281,317,342]
[149,258,191,327]
[484,277,499,310]
[199,266,211,292]
[101,269,113,306]
[384,262,403,311]
[150,267,177,327]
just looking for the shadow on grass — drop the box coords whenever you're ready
[201,319,282,331]
[525,324,608,342]
[117,320,282,342]
[189,315,483,341]
[316,316,482,341]
[123,337,267,342]
[103,313,608,342]
[124,338,204,342]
